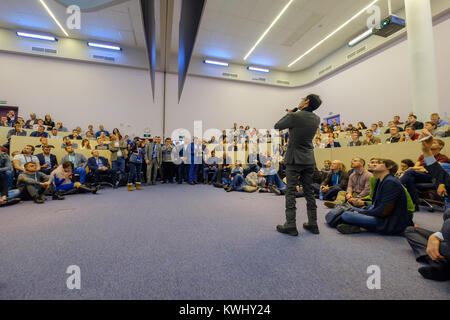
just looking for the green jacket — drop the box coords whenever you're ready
[360,176,415,214]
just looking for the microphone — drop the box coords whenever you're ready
[285,107,298,113]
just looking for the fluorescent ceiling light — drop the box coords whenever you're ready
[288,0,380,67]
[16,31,57,41]
[248,66,270,73]
[39,0,69,37]
[203,59,229,67]
[244,0,294,60]
[87,42,122,51]
[348,28,373,47]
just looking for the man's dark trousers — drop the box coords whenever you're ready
[285,164,317,227]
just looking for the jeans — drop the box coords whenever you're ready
[203,167,218,182]
[112,157,126,181]
[189,164,199,183]
[341,210,377,231]
[230,174,245,191]
[74,168,86,183]
[266,174,286,190]
[128,162,142,184]
[178,163,188,182]
[400,170,433,203]
[3,170,14,190]
[7,189,20,199]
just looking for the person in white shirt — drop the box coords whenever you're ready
[13,145,41,174]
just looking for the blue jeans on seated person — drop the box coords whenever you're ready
[56,183,75,192]
[7,189,21,199]
[230,174,245,191]
[341,210,377,231]
[3,170,14,190]
[400,170,432,203]
[266,174,286,190]
[74,168,87,183]
[203,167,218,182]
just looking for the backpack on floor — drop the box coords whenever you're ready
[325,207,346,228]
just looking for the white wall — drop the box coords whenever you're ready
[0,52,164,137]
[164,17,450,136]
[0,18,448,139]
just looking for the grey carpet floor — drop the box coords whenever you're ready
[0,184,449,300]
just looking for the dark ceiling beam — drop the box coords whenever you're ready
[178,0,207,102]
[140,0,156,101]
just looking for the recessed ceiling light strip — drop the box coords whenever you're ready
[39,0,69,37]
[244,0,295,60]
[288,0,380,67]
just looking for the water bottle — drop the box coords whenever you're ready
[319,189,323,201]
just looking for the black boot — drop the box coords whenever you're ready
[78,184,98,194]
[276,224,299,236]
[303,223,320,234]
[52,191,65,200]
[418,261,450,281]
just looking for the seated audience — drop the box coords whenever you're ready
[400,138,448,210]
[0,116,10,127]
[370,124,381,136]
[30,125,49,138]
[80,139,92,150]
[35,137,54,149]
[325,137,341,148]
[424,121,445,138]
[68,129,83,140]
[335,158,413,235]
[404,114,424,130]
[405,133,450,281]
[87,150,117,186]
[61,145,87,183]
[49,127,61,139]
[400,125,420,142]
[50,161,96,196]
[430,113,449,128]
[386,126,401,143]
[395,159,415,179]
[13,145,41,174]
[43,115,55,130]
[95,138,109,150]
[61,136,78,149]
[384,121,404,133]
[17,162,52,204]
[393,115,404,126]
[96,125,110,138]
[56,122,68,132]
[362,129,381,145]
[36,145,58,175]
[324,158,372,208]
[313,160,348,201]
[347,132,362,147]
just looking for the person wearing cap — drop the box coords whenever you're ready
[274,94,322,236]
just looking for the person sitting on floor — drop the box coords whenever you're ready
[0,150,20,206]
[313,160,348,201]
[50,161,97,196]
[13,145,41,175]
[335,158,413,235]
[404,131,450,281]
[324,158,372,208]
[256,161,286,193]
[17,162,52,204]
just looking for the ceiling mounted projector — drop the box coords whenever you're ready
[374,15,405,38]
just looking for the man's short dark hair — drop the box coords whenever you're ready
[405,125,415,130]
[306,94,322,111]
[379,159,398,175]
[62,161,74,170]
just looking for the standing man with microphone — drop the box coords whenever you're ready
[275,94,322,236]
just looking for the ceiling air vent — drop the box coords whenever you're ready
[347,46,367,61]
[252,77,266,82]
[92,55,116,62]
[222,72,238,78]
[319,65,332,75]
[276,80,290,85]
[31,46,57,54]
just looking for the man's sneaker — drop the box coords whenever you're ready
[271,187,281,195]
[418,264,450,282]
[303,223,320,234]
[276,225,299,236]
[337,224,363,234]
[52,193,65,200]
[34,197,45,204]
[324,201,337,208]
